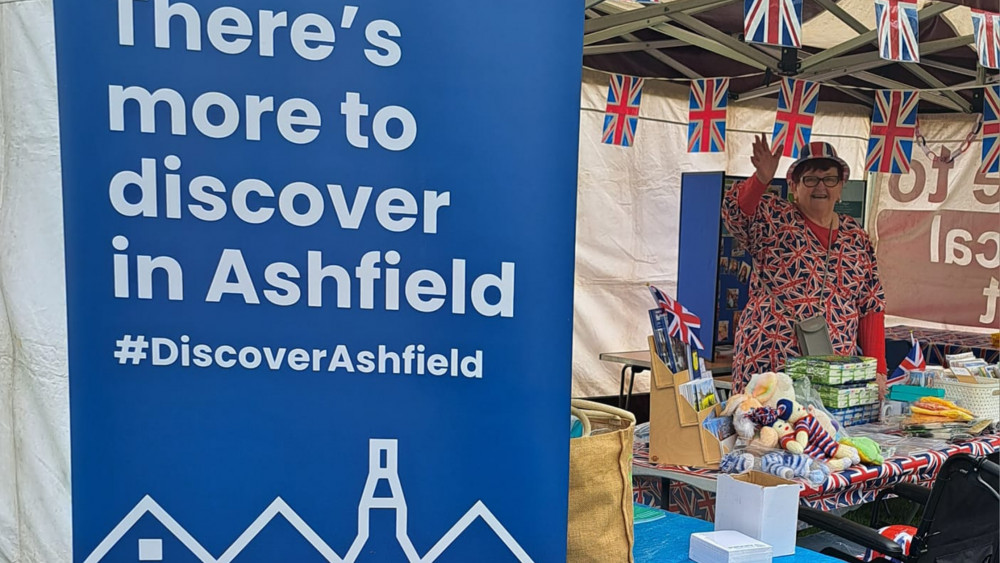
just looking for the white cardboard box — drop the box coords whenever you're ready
[714,471,801,556]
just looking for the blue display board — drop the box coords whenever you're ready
[677,172,725,362]
[53,2,581,561]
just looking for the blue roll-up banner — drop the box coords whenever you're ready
[53,2,580,561]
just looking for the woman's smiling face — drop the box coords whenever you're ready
[792,164,843,222]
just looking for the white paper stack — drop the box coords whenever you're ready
[689,530,773,563]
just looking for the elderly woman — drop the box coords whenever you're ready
[722,136,887,395]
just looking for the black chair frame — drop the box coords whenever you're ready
[799,453,1000,563]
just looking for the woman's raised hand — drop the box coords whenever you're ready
[750,134,781,185]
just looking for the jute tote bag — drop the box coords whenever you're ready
[567,399,636,562]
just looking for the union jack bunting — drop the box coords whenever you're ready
[866,90,919,174]
[688,78,729,153]
[982,85,1000,174]
[971,9,1000,69]
[648,285,704,349]
[602,74,643,147]
[875,0,919,62]
[772,78,820,158]
[889,334,925,385]
[744,0,802,47]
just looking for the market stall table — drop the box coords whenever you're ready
[885,325,999,365]
[632,426,1000,520]
[634,504,842,563]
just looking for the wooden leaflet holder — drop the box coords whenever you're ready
[647,336,723,469]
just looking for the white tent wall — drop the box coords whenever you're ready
[0,1,993,559]
[572,68,872,397]
[0,0,71,562]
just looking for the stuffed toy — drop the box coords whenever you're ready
[840,436,884,465]
[805,403,839,441]
[720,450,755,474]
[760,451,830,486]
[721,394,762,441]
[775,398,859,471]
[722,394,780,447]
[745,371,795,406]
[770,419,796,448]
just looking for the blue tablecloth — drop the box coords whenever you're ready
[634,505,840,563]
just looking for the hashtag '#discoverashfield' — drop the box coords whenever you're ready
[114,335,149,365]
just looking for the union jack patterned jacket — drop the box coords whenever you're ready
[722,179,886,393]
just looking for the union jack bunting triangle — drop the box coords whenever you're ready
[866,90,919,174]
[688,78,729,153]
[772,78,820,158]
[982,85,1000,175]
[875,0,919,63]
[972,9,1000,69]
[648,284,704,349]
[602,74,643,147]
[744,0,803,47]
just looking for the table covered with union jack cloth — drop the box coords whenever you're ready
[885,325,999,365]
[632,429,1000,522]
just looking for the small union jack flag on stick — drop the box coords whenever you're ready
[866,90,919,174]
[602,74,643,147]
[889,333,925,385]
[875,0,919,63]
[647,284,704,349]
[688,78,729,153]
[982,85,1000,175]
[744,0,803,47]
[972,9,1000,69]
[772,78,820,158]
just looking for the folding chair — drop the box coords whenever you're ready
[798,453,1000,563]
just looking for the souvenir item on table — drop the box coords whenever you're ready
[721,394,763,441]
[789,356,879,427]
[649,308,673,370]
[775,398,859,470]
[944,351,976,368]
[791,376,842,437]
[786,356,877,385]
[719,448,829,486]
[680,377,718,411]
[703,412,738,453]
[909,396,974,421]
[669,336,690,373]
[745,371,795,405]
[839,436,884,465]
[721,394,780,448]
[899,417,993,441]
[760,451,830,485]
[720,450,755,474]
[905,371,937,387]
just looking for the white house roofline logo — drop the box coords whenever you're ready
[84,439,532,563]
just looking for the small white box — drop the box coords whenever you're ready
[690,530,773,563]
[715,471,801,556]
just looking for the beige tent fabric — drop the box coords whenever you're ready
[0,1,71,562]
[572,68,871,398]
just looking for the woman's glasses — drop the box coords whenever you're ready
[800,175,841,188]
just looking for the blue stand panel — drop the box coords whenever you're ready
[678,172,725,362]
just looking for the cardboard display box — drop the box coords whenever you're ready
[714,472,801,557]
[648,337,724,469]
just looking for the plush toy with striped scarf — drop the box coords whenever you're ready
[760,451,830,485]
[775,398,859,471]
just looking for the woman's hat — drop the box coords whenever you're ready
[786,141,850,184]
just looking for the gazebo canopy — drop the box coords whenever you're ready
[583,0,999,113]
